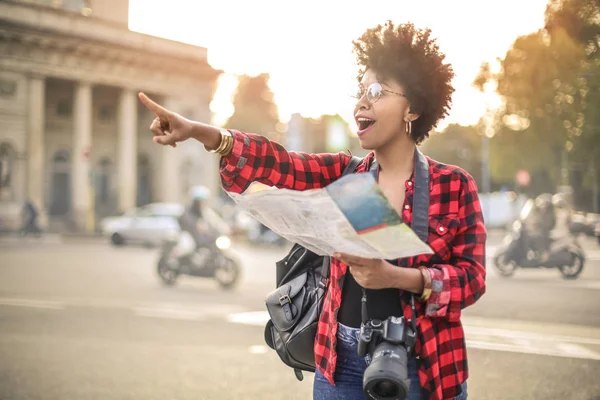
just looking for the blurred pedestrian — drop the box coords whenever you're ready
[20,199,41,237]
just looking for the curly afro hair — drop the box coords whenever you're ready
[353,21,455,144]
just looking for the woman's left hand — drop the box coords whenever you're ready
[333,253,395,289]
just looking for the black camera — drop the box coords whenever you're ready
[357,316,417,400]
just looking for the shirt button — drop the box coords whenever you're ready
[404,205,410,210]
[438,226,445,233]
[407,181,413,186]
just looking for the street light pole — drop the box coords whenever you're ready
[591,163,598,213]
[481,133,491,195]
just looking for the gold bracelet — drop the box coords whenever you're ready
[418,266,432,302]
[205,129,233,156]
[219,133,234,157]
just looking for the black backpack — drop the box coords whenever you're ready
[263,156,362,381]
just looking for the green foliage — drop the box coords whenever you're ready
[421,124,483,186]
[225,73,280,137]
[486,0,600,204]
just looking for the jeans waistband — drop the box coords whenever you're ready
[337,322,360,344]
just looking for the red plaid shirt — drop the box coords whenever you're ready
[220,130,487,400]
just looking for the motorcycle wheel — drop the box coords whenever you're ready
[558,252,585,280]
[157,256,179,286]
[111,233,125,246]
[493,250,518,277]
[215,257,240,290]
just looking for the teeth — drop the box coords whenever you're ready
[357,117,374,122]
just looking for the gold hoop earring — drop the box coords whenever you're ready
[405,120,412,136]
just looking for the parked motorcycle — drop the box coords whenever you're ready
[157,230,241,290]
[493,199,585,279]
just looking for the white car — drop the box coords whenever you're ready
[100,203,184,247]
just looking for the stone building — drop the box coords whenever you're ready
[0,0,221,232]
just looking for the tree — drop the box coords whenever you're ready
[545,0,600,59]
[468,0,600,208]
[545,0,600,210]
[225,73,280,138]
[493,27,585,184]
[479,7,593,196]
[421,124,483,187]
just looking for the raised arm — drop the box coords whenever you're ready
[138,92,352,194]
[219,130,350,194]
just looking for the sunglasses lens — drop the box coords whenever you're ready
[367,83,383,103]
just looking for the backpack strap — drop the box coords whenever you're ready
[344,156,363,177]
[412,148,430,242]
[369,147,430,241]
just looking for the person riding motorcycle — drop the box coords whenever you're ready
[178,186,216,252]
[526,193,556,262]
[551,193,572,239]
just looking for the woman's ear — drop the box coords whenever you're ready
[404,110,420,123]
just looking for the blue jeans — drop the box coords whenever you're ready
[313,323,467,400]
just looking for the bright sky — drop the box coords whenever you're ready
[129,0,549,132]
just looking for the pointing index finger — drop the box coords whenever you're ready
[138,92,170,118]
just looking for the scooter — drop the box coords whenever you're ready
[156,230,241,290]
[493,199,585,279]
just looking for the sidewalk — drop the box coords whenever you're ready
[0,228,510,246]
[0,231,105,246]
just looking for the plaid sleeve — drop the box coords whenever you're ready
[219,130,351,194]
[424,172,487,321]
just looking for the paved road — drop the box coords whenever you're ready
[1,234,599,400]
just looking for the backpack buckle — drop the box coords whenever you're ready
[279,295,292,306]
[318,277,329,290]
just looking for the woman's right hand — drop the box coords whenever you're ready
[138,92,221,149]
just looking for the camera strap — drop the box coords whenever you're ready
[364,146,430,332]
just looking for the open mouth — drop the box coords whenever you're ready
[357,117,376,131]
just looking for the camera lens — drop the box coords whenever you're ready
[373,380,401,397]
[363,342,410,400]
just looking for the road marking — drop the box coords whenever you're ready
[228,311,600,361]
[466,340,600,361]
[549,280,600,290]
[249,345,269,354]
[227,311,271,326]
[0,298,64,309]
[132,307,208,321]
[0,234,63,245]
[464,326,600,346]
[587,249,600,261]
[133,304,246,321]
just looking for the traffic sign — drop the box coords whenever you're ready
[516,170,530,187]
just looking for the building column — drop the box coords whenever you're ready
[156,97,181,203]
[72,81,93,232]
[118,89,137,212]
[26,75,45,215]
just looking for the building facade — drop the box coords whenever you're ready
[285,113,365,156]
[0,0,221,232]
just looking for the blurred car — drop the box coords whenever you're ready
[100,203,183,247]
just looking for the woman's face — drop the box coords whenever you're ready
[353,69,415,150]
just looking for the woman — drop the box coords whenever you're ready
[139,21,486,400]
